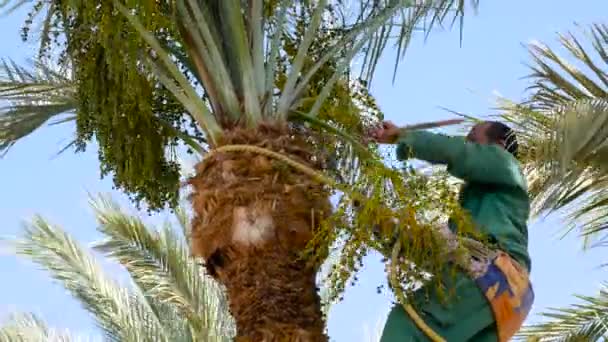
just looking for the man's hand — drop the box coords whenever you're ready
[368,121,401,144]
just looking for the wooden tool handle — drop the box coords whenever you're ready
[400,118,465,131]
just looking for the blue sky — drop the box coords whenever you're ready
[1,1,608,341]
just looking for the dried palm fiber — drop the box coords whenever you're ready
[189,122,332,342]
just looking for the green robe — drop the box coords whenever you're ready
[380,131,531,342]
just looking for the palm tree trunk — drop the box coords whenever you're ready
[189,122,331,341]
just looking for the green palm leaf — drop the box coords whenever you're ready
[117,0,480,131]
[0,58,206,157]
[498,22,608,242]
[0,312,74,342]
[3,194,236,341]
[357,0,479,85]
[0,59,76,156]
[7,216,170,341]
[526,23,608,110]
[89,194,235,338]
[502,99,608,243]
[517,283,608,341]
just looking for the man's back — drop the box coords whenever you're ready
[455,177,531,272]
[397,130,532,271]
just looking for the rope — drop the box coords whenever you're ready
[389,236,446,342]
[204,144,454,341]
[204,144,337,186]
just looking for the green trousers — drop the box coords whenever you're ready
[380,272,497,342]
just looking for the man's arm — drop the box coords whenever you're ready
[395,130,526,189]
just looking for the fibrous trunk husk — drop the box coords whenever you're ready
[189,122,332,342]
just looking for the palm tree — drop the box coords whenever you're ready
[0,195,236,341]
[1,1,483,340]
[493,23,608,340]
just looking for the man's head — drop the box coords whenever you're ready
[466,121,518,157]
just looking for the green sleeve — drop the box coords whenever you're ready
[395,130,526,189]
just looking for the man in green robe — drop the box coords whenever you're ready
[369,120,534,341]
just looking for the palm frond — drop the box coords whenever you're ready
[217,0,262,124]
[0,312,73,342]
[0,59,77,156]
[287,0,479,117]
[174,204,193,245]
[526,23,608,110]
[175,0,242,123]
[508,24,608,231]
[89,194,235,339]
[115,1,224,145]
[517,283,608,341]
[500,98,608,242]
[356,0,479,86]
[8,216,169,341]
[362,314,388,342]
[0,57,206,157]
[4,196,236,341]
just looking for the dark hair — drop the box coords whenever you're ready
[485,121,518,157]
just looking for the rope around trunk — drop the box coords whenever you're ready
[204,144,338,186]
[205,144,492,342]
